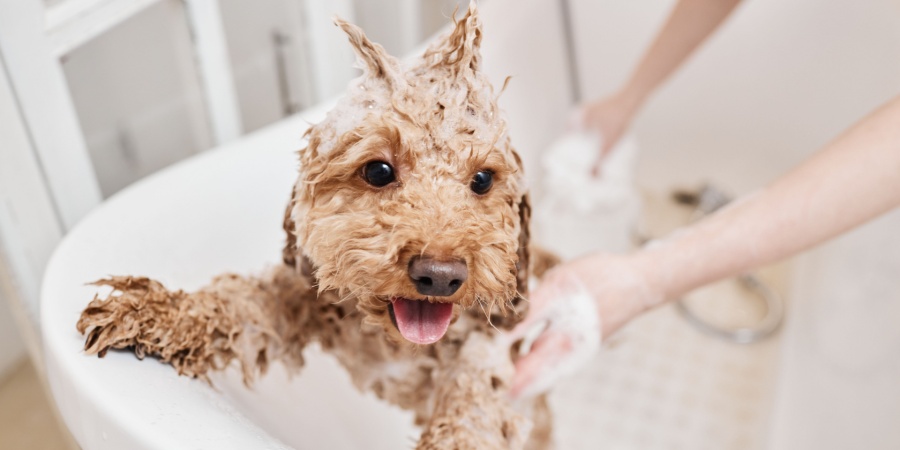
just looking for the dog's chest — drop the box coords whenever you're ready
[319,308,488,416]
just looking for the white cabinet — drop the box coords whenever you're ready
[62,0,215,196]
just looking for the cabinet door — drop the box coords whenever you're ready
[61,0,218,197]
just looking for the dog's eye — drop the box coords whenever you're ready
[470,170,493,195]
[362,161,396,187]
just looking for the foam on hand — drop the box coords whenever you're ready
[513,275,602,399]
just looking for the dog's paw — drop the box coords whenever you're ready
[77,276,242,381]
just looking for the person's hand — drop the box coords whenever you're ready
[508,253,661,398]
[574,90,643,176]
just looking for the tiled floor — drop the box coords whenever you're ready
[551,275,787,450]
[0,359,73,450]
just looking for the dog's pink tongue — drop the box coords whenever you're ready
[391,298,454,345]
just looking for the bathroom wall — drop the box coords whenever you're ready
[478,0,574,189]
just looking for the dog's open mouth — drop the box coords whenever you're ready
[389,297,454,345]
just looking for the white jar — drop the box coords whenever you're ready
[534,132,641,260]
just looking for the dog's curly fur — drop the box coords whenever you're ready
[77,4,559,449]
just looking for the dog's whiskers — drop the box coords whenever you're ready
[334,285,366,304]
[477,299,500,332]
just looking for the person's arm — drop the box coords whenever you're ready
[622,0,743,108]
[582,0,743,167]
[635,96,900,309]
[512,95,900,397]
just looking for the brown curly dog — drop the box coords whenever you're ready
[77,4,559,449]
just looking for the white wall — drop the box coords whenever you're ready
[478,0,573,189]
[570,0,900,194]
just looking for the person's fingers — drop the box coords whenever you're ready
[590,132,617,178]
[507,314,538,342]
[507,270,569,341]
[507,290,551,342]
[510,331,573,399]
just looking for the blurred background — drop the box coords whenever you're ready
[1,0,898,448]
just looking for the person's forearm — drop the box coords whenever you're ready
[636,96,900,303]
[620,0,743,107]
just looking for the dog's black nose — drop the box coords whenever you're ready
[408,256,467,297]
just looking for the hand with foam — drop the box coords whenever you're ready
[575,0,745,174]
[508,254,661,399]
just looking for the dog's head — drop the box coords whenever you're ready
[284,3,529,345]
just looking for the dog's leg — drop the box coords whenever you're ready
[77,264,317,384]
[416,332,531,450]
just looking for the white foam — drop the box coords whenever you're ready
[316,76,393,155]
[535,132,641,258]
[513,276,601,399]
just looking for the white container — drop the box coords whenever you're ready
[534,132,641,259]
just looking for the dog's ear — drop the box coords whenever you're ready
[282,188,298,268]
[488,192,530,330]
[334,18,403,88]
[515,193,531,297]
[425,2,482,74]
[282,185,319,287]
